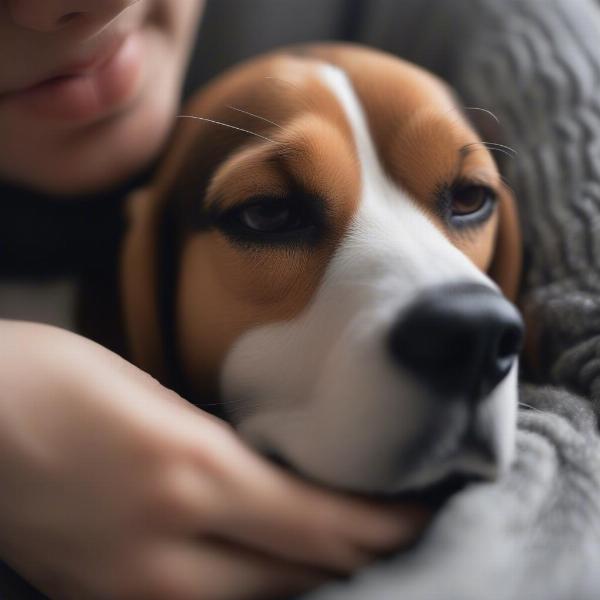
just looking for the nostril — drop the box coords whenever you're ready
[496,324,523,360]
[488,323,523,391]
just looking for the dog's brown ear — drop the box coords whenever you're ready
[121,187,167,381]
[488,184,522,301]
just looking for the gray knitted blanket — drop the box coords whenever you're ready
[301,0,600,598]
[303,387,600,600]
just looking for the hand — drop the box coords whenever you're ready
[0,321,427,600]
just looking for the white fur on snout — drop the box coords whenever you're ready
[220,64,518,493]
[462,363,518,478]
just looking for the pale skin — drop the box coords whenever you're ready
[0,2,427,600]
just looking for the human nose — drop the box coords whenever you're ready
[7,0,140,33]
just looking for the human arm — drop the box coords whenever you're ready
[0,320,425,600]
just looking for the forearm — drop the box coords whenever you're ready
[0,320,54,598]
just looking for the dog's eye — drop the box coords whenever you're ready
[215,195,323,247]
[447,184,497,227]
[239,201,300,233]
[451,185,494,215]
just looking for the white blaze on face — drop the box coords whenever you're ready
[220,64,517,493]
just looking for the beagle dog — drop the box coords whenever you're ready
[120,44,523,498]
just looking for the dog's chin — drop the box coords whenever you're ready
[223,298,519,503]
[357,472,478,510]
[265,446,477,508]
[245,425,512,515]
[235,365,519,506]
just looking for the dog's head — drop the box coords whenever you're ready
[122,44,523,496]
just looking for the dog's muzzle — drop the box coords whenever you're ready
[225,280,523,497]
[387,282,524,401]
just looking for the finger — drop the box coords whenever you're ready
[198,436,430,572]
[215,485,427,573]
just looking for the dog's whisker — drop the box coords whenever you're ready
[466,140,517,154]
[460,141,517,160]
[488,147,515,160]
[482,141,518,155]
[226,104,287,131]
[461,141,518,156]
[463,106,500,125]
[176,114,276,143]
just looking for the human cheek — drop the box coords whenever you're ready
[6,0,142,34]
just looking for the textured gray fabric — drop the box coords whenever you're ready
[302,386,600,600]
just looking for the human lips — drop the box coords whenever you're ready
[1,31,145,122]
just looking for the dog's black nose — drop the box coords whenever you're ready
[387,282,523,399]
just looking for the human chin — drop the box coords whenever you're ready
[56,69,180,196]
[0,2,201,196]
[0,68,177,196]
[64,90,177,195]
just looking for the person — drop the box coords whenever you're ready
[0,2,426,599]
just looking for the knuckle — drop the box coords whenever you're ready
[188,433,235,477]
[141,465,200,526]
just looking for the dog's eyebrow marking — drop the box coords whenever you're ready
[176,114,276,143]
[226,105,286,131]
